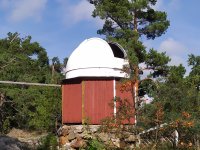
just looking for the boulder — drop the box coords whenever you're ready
[98,133,110,142]
[111,138,120,148]
[71,136,86,149]
[126,135,136,142]
[61,126,71,136]
[0,135,30,150]
[68,131,76,141]
[74,125,83,133]
[89,125,100,133]
[59,136,69,146]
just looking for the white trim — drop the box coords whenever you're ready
[66,67,127,79]
[134,86,137,125]
[113,78,116,117]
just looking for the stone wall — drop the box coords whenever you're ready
[57,125,139,149]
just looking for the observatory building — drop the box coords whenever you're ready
[62,38,135,124]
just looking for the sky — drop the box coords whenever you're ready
[0,0,199,74]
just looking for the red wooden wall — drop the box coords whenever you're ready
[116,80,135,124]
[84,79,114,124]
[62,78,135,125]
[62,80,82,124]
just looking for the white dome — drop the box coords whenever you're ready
[65,38,128,79]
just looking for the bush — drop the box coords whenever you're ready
[37,133,58,150]
[86,138,105,150]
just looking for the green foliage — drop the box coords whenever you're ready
[2,118,10,133]
[89,1,171,111]
[37,133,58,150]
[188,54,200,90]
[0,33,63,133]
[86,138,105,150]
[89,0,170,66]
[167,64,186,83]
[138,55,200,148]
[146,48,171,77]
[90,0,169,38]
[0,33,48,82]
[63,57,68,67]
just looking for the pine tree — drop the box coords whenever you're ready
[0,33,63,132]
[89,0,170,122]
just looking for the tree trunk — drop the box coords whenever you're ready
[133,11,139,125]
[133,67,139,125]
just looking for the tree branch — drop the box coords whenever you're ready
[107,13,125,29]
[0,58,16,69]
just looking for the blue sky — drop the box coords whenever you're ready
[0,0,199,74]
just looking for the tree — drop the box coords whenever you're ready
[63,57,68,67]
[188,54,200,90]
[0,32,63,132]
[138,55,200,148]
[89,0,170,122]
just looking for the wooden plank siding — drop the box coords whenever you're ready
[62,78,135,125]
[84,79,114,124]
[116,80,135,124]
[62,80,82,124]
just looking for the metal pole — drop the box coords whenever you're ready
[0,81,61,87]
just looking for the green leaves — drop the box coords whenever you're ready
[90,0,169,38]
[89,0,170,65]
[138,55,200,145]
[0,33,62,132]
[188,54,200,90]
[146,49,170,68]
[167,65,186,84]
[145,49,171,77]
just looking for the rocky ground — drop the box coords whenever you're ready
[0,126,139,150]
[0,128,47,150]
[0,135,30,150]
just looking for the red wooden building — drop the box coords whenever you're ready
[62,38,135,125]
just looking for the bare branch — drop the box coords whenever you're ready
[139,78,154,83]
[10,33,20,43]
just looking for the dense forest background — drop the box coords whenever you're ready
[0,32,67,133]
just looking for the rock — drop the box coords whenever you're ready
[74,125,83,133]
[60,126,70,136]
[89,125,100,133]
[126,135,136,142]
[111,138,120,148]
[98,133,109,142]
[62,142,71,150]
[6,128,47,149]
[68,131,76,141]
[57,127,63,136]
[59,136,69,146]
[0,135,30,150]
[81,131,93,139]
[119,139,127,148]
[71,136,86,149]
